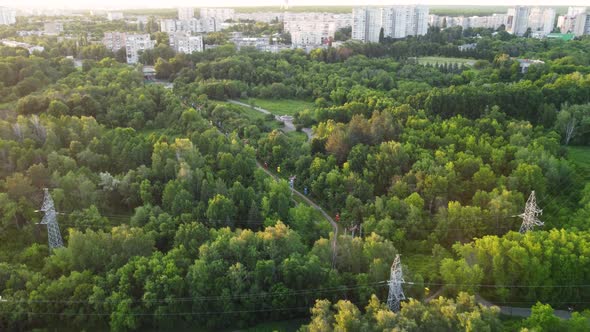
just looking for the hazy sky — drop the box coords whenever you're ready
[3,0,589,9]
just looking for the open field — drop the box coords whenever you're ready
[223,102,282,130]
[567,146,590,182]
[240,98,314,116]
[415,56,476,66]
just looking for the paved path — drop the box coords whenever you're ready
[424,288,443,303]
[228,99,271,115]
[228,99,314,142]
[255,161,338,267]
[475,294,572,319]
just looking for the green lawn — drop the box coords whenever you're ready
[286,131,308,143]
[223,318,308,332]
[240,98,314,116]
[567,146,590,181]
[223,102,282,131]
[416,56,476,66]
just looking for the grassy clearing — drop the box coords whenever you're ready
[229,318,308,332]
[404,254,439,283]
[416,56,476,66]
[240,98,314,116]
[286,131,308,143]
[567,146,590,182]
[224,102,282,130]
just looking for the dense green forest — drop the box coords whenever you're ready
[0,20,590,331]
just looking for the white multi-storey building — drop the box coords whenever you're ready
[200,8,234,23]
[507,7,556,37]
[44,22,64,35]
[430,14,508,30]
[528,7,555,37]
[352,6,429,43]
[558,7,589,36]
[170,33,203,54]
[284,13,348,45]
[102,32,127,52]
[0,7,16,25]
[125,34,155,64]
[234,12,284,23]
[160,19,181,34]
[107,12,124,21]
[178,7,194,21]
[160,18,217,34]
[507,6,530,36]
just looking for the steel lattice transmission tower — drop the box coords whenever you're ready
[387,254,406,312]
[38,188,64,250]
[518,191,543,234]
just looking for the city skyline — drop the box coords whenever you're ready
[2,0,590,10]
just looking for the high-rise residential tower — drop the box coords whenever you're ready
[352,6,429,43]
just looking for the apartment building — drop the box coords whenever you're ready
[102,32,127,52]
[170,32,203,54]
[125,34,155,64]
[352,6,429,43]
[0,7,16,25]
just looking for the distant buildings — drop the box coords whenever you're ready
[125,34,155,64]
[352,6,429,42]
[284,13,351,46]
[429,14,507,30]
[103,32,127,52]
[528,7,556,37]
[507,6,530,36]
[507,6,555,37]
[107,12,124,21]
[0,7,16,25]
[178,7,194,21]
[160,18,217,33]
[557,7,590,36]
[44,22,64,36]
[234,12,283,23]
[1,40,44,53]
[169,32,203,54]
[200,8,234,23]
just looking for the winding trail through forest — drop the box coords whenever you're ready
[255,161,339,266]
[475,294,572,319]
[228,99,314,141]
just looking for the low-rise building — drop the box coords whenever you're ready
[44,22,64,36]
[107,12,124,21]
[1,40,44,53]
[516,58,544,73]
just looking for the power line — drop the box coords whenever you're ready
[1,283,389,304]
[406,281,590,289]
[4,280,590,306]
[0,305,315,317]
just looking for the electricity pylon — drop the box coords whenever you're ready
[37,188,64,250]
[518,191,543,234]
[387,254,405,312]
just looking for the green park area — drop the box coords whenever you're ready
[416,56,476,66]
[240,98,315,116]
[568,146,590,182]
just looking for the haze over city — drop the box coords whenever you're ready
[2,0,590,9]
[0,0,589,330]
